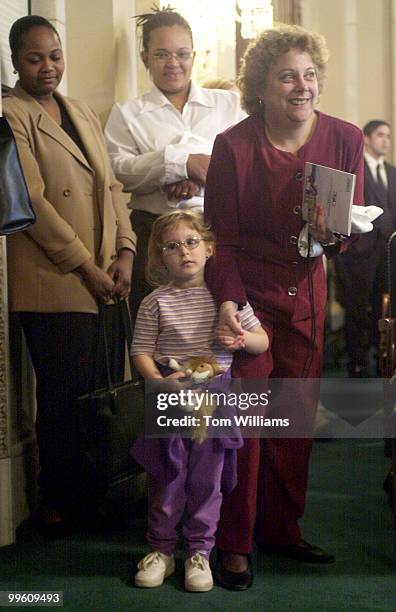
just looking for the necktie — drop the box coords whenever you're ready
[377,163,387,191]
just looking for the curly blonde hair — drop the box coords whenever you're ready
[146,210,215,286]
[238,24,329,116]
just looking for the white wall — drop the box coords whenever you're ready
[0,0,29,87]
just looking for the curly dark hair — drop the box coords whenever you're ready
[135,4,193,52]
[238,24,329,116]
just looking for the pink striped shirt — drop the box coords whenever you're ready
[131,284,260,369]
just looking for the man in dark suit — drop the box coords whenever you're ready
[338,120,396,376]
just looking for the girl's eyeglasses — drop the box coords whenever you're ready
[162,236,203,255]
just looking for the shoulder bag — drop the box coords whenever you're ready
[0,115,35,235]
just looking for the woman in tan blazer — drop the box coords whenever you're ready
[3,15,136,534]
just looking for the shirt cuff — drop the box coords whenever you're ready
[164,144,189,183]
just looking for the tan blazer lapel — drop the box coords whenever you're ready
[37,111,92,172]
[56,94,102,172]
[60,96,108,226]
[12,83,92,172]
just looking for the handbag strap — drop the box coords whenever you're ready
[100,299,139,391]
[100,305,114,391]
[119,299,140,382]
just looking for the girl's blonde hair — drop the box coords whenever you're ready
[146,210,215,286]
[238,23,329,116]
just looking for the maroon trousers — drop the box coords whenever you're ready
[217,312,324,554]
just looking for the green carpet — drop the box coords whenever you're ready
[0,439,395,611]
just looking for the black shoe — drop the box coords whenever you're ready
[258,540,335,564]
[215,552,253,591]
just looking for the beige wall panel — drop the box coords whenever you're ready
[302,0,394,161]
[112,1,138,103]
[303,0,348,119]
[356,0,391,128]
[30,0,65,21]
[65,0,137,123]
[392,0,396,148]
[65,0,116,123]
[135,0,153,96]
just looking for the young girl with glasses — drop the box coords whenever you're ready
[131,211,268,592]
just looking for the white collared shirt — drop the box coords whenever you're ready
[104,82,246,214]
[364,151,388,188]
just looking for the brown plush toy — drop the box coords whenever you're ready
[168,355,225,443]
[168,354,225,383]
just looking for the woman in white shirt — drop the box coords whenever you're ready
[105,6,244,321]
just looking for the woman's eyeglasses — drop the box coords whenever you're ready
[162,236,203,255]
[152,51,194,63]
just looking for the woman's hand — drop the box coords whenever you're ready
[308,202,334,243]
[218,301,243,332]
[165,179,200,201]
[186,153,211,185]
[76,258,115,304]
[106,249,133,300]
[217,321,246,352]
[216,301,245,350]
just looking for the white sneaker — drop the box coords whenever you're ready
[185,553,213,592]
[135,551,175,588]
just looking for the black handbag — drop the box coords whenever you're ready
[0,115,36,235]
[76,301,145,488]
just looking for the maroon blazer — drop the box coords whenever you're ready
[205,111,364,328]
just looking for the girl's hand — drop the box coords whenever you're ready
[160,370,190,392]
[165,371,189,381]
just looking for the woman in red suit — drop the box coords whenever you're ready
[204,24,364,590]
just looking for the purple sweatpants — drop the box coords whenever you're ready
[147,438,225,557]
